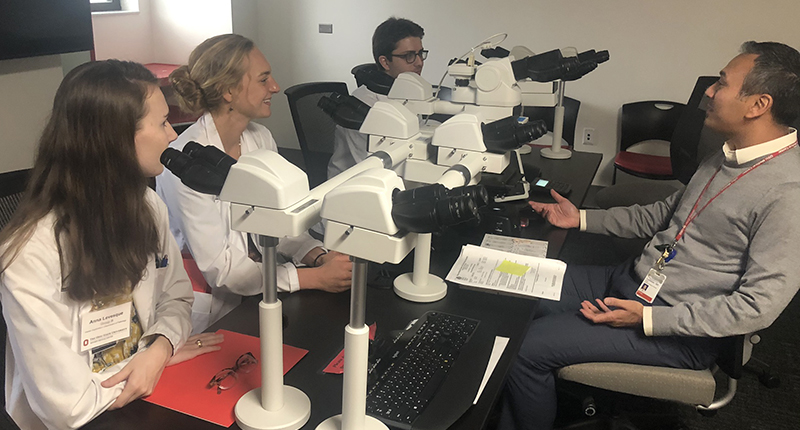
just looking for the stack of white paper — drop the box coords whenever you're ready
[446,244,565,301]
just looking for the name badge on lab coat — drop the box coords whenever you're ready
[80,302,132,352]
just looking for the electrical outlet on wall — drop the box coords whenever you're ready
[583,127,595,145]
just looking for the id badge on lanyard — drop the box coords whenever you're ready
[636,244,674,303]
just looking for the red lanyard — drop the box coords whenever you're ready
[673,141,798,245]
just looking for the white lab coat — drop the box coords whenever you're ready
[156,113,321,331]
[327,85,383,179]
[0,189,193,430]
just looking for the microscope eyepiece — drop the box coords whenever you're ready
[390,184,487,233]
[160,142,236,195]
[318,93,371,130]
[481,117,548,153]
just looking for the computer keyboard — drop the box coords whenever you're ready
[366,311,480,429]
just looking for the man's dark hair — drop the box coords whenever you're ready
[739,41,800,127]
[372,17,424,66]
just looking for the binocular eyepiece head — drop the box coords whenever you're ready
[390,184,489,233]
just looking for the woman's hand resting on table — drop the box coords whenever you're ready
[167,332,224,366]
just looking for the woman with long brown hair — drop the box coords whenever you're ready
[0,60,218,429]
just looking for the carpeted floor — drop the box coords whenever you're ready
[553,230,800,430]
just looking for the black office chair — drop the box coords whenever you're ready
[524,97,581,147]
[284,82,349,188]
[595,77,722,209]
[0,169,30,230]
[0,169,29,430]
[611,101,686,184]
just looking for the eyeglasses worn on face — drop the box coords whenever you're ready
[207,352,258,394]
[388,49,428,64]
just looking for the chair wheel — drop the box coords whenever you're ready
[759,374,781,389]
[582,397,597,417]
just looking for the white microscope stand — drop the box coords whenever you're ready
[316,168,417,430]
[316,257,388,430]
[540,80,572,160]
[234,236,311,430]
[393,233,447,302]
[392,154,487,304]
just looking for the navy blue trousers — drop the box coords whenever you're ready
[496,262,721,430]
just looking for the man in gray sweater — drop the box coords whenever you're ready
[497,41,800,430]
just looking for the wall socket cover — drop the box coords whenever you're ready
[319,23,333,34]
[583,127,595,145]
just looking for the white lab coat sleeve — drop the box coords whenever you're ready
[276,231,323,266]
[1,222,122,429]
[276,262,301,293]
[158,167,263,297]
[140,192,193,350]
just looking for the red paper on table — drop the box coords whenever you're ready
[143,329,308,427]
[323,323,376,374]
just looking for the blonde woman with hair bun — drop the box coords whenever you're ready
[157,34,352,332]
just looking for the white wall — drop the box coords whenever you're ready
[92,0,154,62]
[232,0,258,42]
[244,0,800,185]
[93,0,232,65]
[0,56,63,172]
[150,0,232,64]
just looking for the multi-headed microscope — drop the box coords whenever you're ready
[159,35,608,430]
[321,36,608,304]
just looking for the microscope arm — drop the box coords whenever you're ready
[219,140,412,239]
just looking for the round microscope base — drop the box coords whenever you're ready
[540,147,573,160]
[235,386,311,430]
[393,273,447,303]
[316,415,389,430]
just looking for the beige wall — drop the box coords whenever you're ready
[92,0,154,62]
[150,0,233,64]
[0,56,63,172]
[93,0,232,64]
[245,0,800,185]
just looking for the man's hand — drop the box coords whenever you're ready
[299,251,352,293]
[167,332,224,367]
[101,336,173,409]
[528,189,580,229]
[580,298,644,328]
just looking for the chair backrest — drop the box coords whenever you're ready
[620,100,686,152]
[0,169,30,230]
[284,82,349,188]
[0,169,29,428]
[523,97,581,146]
[669,76,725,185]
[351,63,394,95]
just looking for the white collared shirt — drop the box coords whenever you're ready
[722,128,797,164]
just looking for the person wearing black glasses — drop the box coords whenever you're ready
[327,17,427,180]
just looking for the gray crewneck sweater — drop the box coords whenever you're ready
[586,142,800,337]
